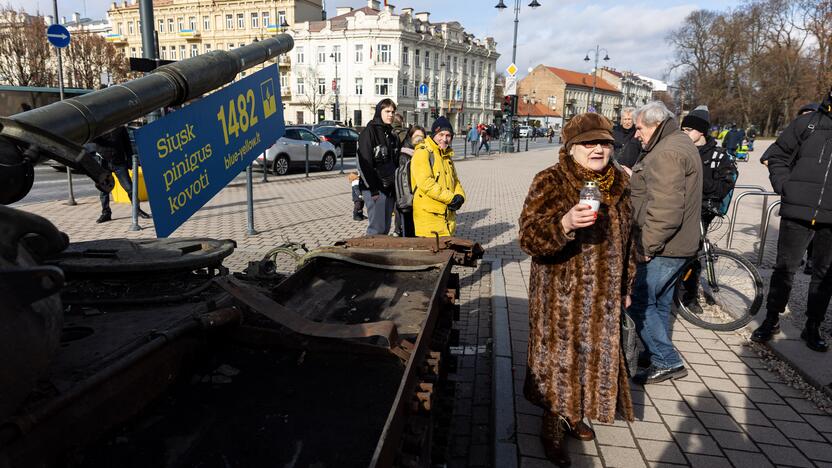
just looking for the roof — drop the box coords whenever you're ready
[517,101,561,118]
[307,6,378,31]
[546,66,619,93]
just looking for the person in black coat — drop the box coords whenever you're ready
[87,125,150,223]
[751,89,832,352]
[357,99,400,235]
[612,107,641,168]
[722,123,745,157]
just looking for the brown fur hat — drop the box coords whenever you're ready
[561,113,615,151]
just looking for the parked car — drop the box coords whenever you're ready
[313,126,359,158]
[311,120,343,130]
[259,126,338,175]
[518,125,532,137]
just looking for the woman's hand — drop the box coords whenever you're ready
[560,203,597,235]
[624,295,632,309]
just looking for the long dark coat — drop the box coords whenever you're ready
[518,151,635,424]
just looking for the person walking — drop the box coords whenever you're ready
[466,124,479,156]
[612,107,641,168]
[750,90,832,352]
[357,99,400,235]
[88,125,151,223]
[410,116,465,237]
[519,112,635,466]
[395,125,426,237]
[679,105,737,313]
[628,101,702,385]
[478,126,491,155]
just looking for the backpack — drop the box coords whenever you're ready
[395,149,434,212]
[715,151,739,216]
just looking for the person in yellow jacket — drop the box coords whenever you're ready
[410,116,466,237]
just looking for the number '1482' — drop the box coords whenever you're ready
[217,89,260,145]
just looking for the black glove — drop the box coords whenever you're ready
[447,195,464,211]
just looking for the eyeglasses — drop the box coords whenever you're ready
[578,140,613,149]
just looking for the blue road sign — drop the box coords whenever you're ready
[46,24,71,48]
[418,83,428,96]
[134,64,285,237]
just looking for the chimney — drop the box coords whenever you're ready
[385,3,394,14]
[367,0,380,10]
[335,7,353,16]
[72,12,80,23]
[401,7,413,16]
[46,15,54,25]
[414,11,429,22]
[60,16,66,24]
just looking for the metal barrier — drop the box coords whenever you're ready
[757,200,781,265]
[726,187,777,248]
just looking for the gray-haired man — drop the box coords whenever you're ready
[628,101,703,385]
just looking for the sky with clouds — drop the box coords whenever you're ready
[14,0,741,81]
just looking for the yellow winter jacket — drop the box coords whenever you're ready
[410,137,466,237]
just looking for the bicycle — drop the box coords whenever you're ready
[672,211,764,331]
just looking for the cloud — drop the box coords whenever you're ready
[486,2,698,80]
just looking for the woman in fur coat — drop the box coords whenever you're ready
[518,113,636,467]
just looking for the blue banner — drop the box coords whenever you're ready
[135,64,285,237]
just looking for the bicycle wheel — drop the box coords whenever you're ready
[674,248,764,331]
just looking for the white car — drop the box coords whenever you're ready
[259,126,338,175]
[518,125,532,137]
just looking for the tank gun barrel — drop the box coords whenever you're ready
[10,34,293,145]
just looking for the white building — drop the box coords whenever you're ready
[287,0,499,128]
[56,12,112,35]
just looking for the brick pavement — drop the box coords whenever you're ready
[17,141,832,467]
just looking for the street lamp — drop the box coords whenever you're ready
[583,45,610,114]
[330,51,340,123]
[495,0,541,152]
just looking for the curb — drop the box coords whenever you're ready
[485,255,518,468]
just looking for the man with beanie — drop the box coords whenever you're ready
[751,89,832,352]
[628,101,702,385]
[680,105,737,313]
[410,116,466,237]
[357,99,400,235]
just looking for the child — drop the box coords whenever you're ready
[348,171,366,221]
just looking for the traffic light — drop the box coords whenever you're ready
[503,95,516,116]
[431,108,439,119]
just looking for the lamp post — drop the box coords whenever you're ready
[495,0,541,152]
[330,51,340,123]
[583,45,610,114]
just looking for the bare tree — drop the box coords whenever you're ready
[294,65,332,121]
[63,30,129,89]
[0,7,53,90]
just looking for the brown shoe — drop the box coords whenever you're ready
[567,420,595,441]
[541,411,571,467]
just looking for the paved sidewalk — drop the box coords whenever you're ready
[17,142,832,467]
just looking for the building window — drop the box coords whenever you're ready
[188,16,195,30]
[402,46,409,66]
[225,14,233,29]
[177,17,183,31]
[203,16,210,30]
[157,19,163,32]
[237,14,244,29]
[414,49,420,67]
[296,46,304,64]
[377,44,391,63]
[167,18,173,32]
[424,50,430,69]
[435,53,439,69]
[204,43,212,53]
[191,44,198,57]
[130,47,136,57]
[355,77,363,95]
[317,46,326,63]
[375,77,392,95]
[127,21,134,35]
[354,44,363,63]
[262,11,270,27]
[332,45,341,63]
[228,43,234,51]
[278,11,286,27]
[279,72,288,89]
[317,78,326,95]
[401,79,408,97]
[180,45,186,58]
[464,58,468,74]
[452,56,458,72]
[297,77,305,94]
[297,111,304,124]
[251,12,259,28]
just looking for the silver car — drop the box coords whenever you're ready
[259,126,338,175]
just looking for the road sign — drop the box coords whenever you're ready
[506,63,517,76]
[418,83,428,96]
[505,75,517,96]
[46,24,71,48]
[134,64,285,238]
[416,101,429,109]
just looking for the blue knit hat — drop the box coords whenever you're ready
[431,116,454,136]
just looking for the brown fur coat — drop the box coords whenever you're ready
[518,151,636,424]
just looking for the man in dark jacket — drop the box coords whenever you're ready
[629,101,703,385]
[722,123,745,157]
[751,90,832,352]
[357,99,399,235]
[612,107,641,168]
[88,125,150,223]
[679,105,737,313]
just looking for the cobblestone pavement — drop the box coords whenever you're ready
[17,140,832,467]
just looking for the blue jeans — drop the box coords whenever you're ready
[629,256,687,369]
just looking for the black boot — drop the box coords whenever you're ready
[96,211,112,223]
[541,411,571,467]
[750,315,781,343]
[801,321,828,352]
